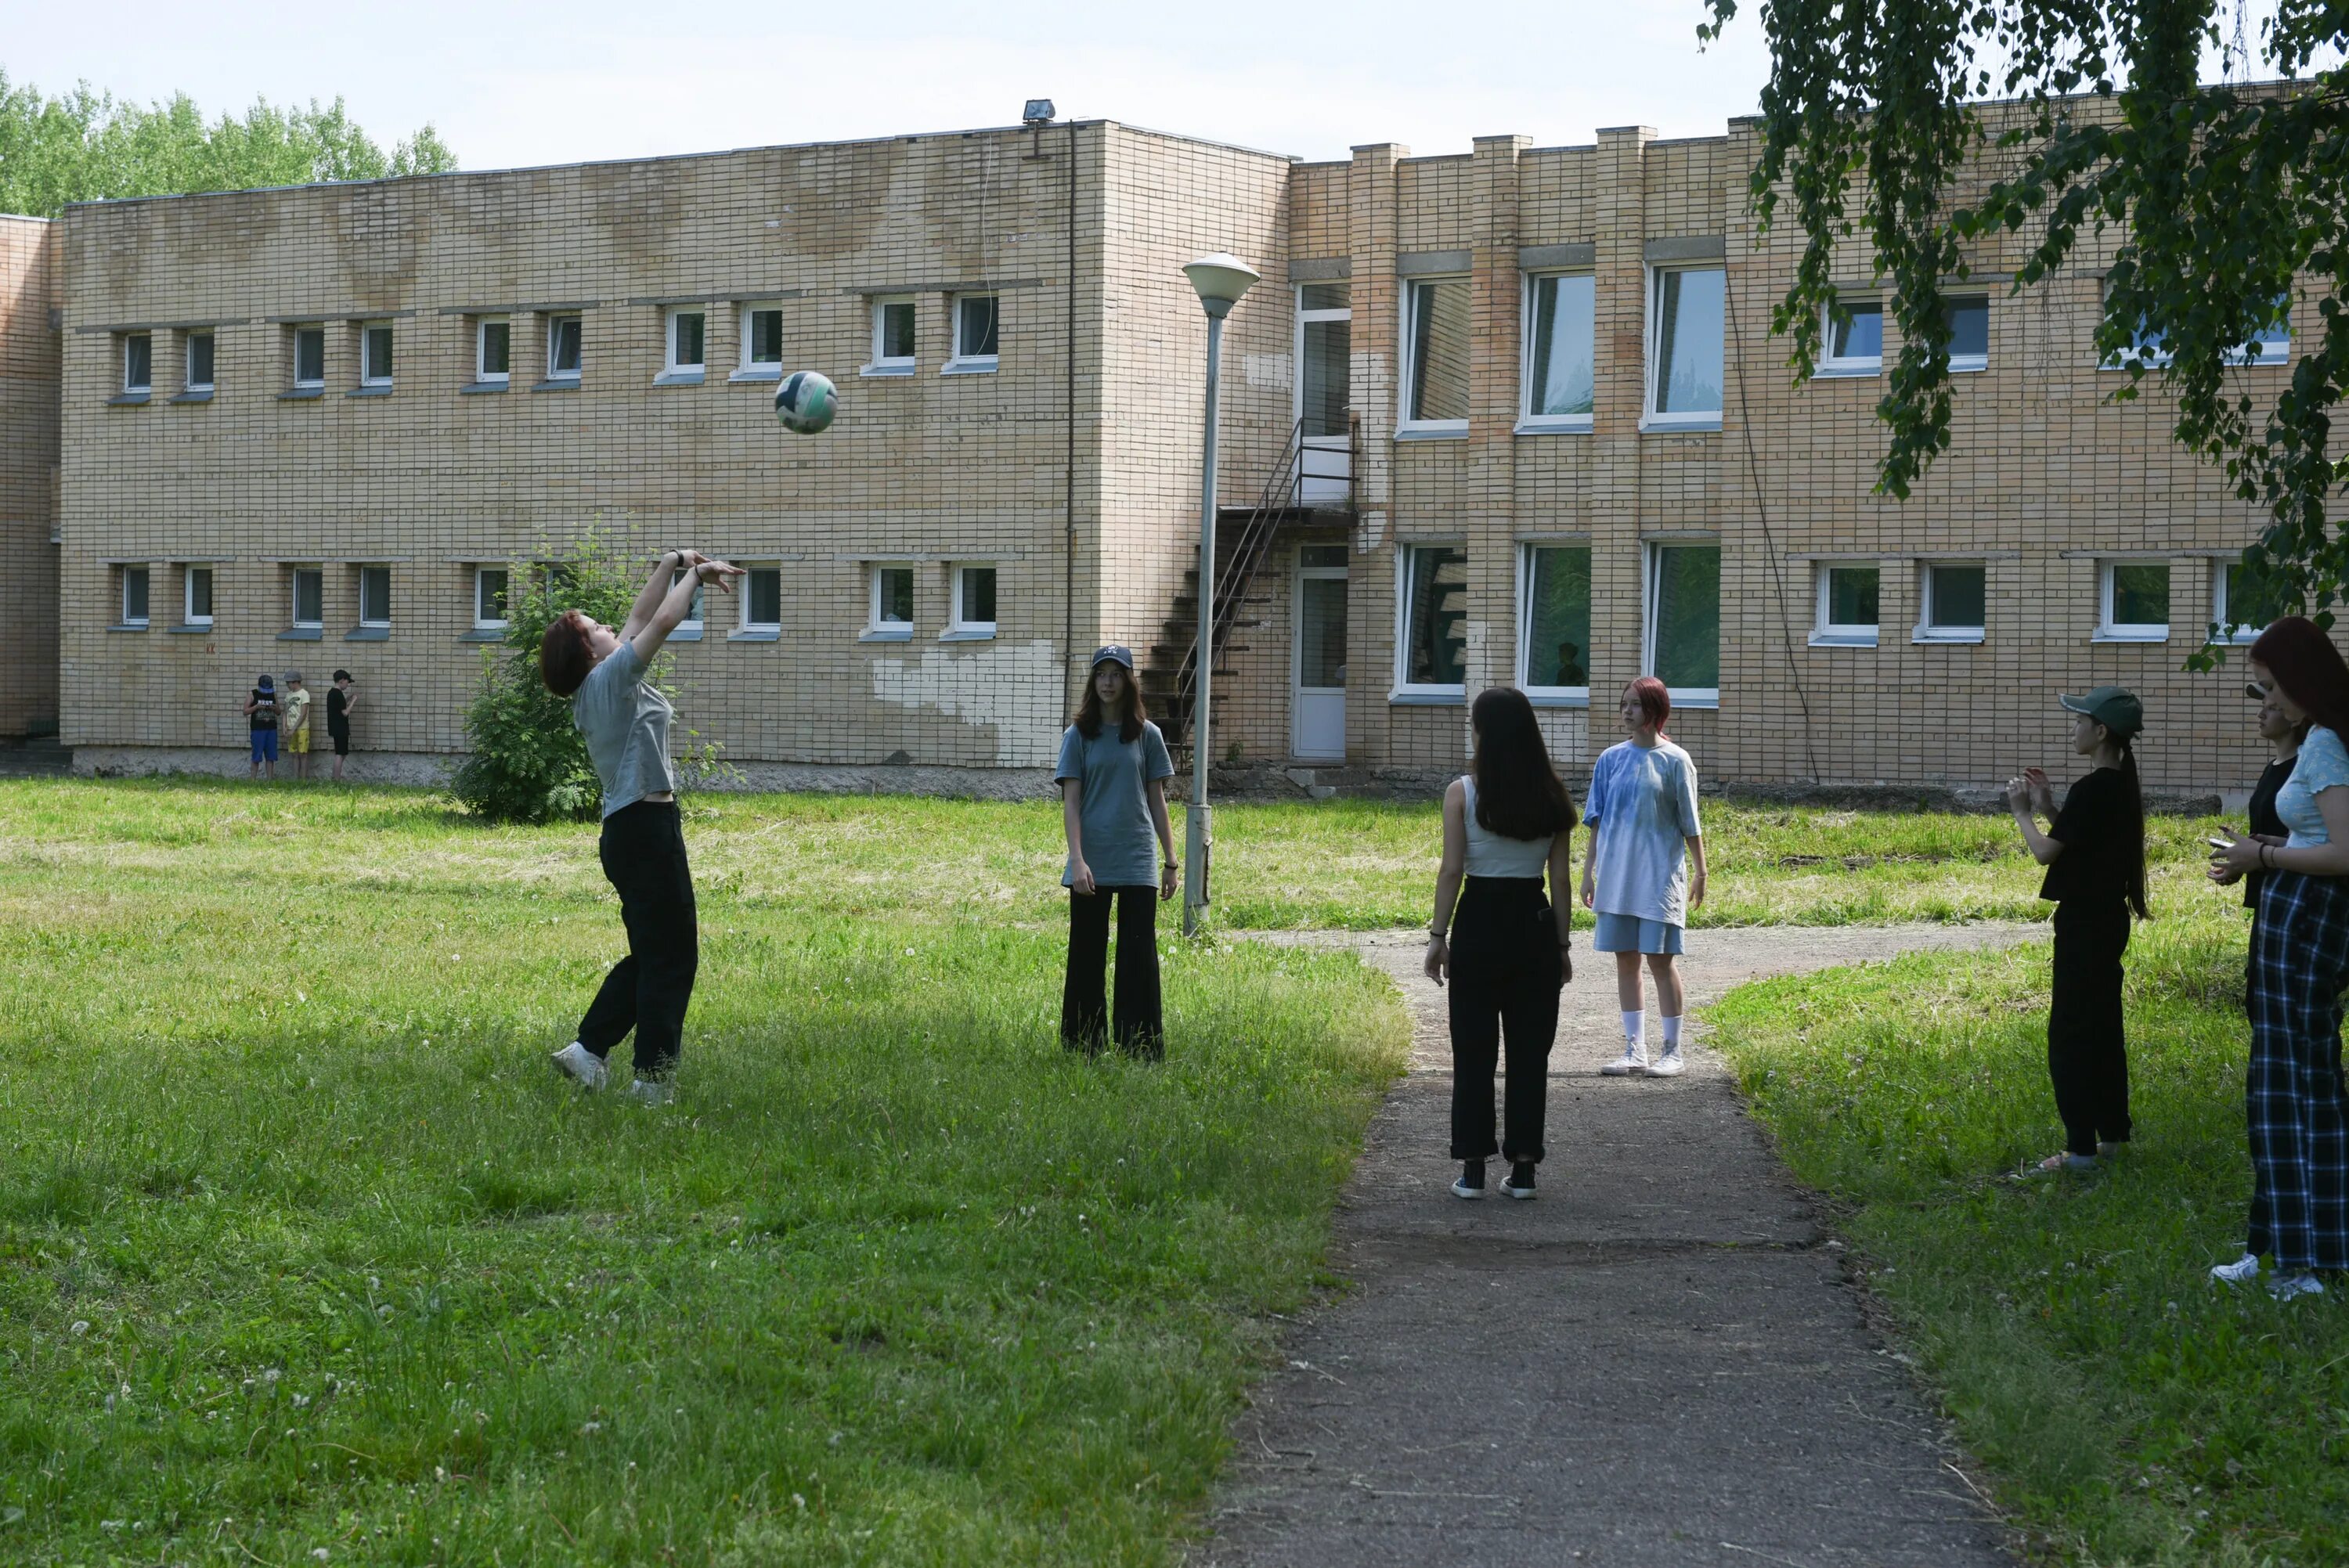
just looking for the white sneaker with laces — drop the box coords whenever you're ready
[550,1041,608,1091]
[626,1077,674,1106]
[2268,1271,2326,1301]
[1647,1049,1687,1078]
[2209,1253,2261,1286]
[1600,1048,1649,1077]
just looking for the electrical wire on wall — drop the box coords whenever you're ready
[1721,253,1824,783]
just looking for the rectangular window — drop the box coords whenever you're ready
[1916,562,1986,641]
[951,294,1000,369]
[1812,563,1879,646]
[1297,283,1351,442]
[1647,266,1725,425]
[869,298,916,372]
[1647,542,1722,699]
[1401,277,1470,431]
[474,567,510,630]
[184,330,215,392]
[1519,543,1592,694]
[183,565,214,627]
[742,566,782,632]
[666,308,705,375]
[742,303,784,370]
[2218,560,2294,643]
[476,318,511,383]
[360,321,394,386]
[1820,297,1883,374]
[290,566,323,629]
[2108,289,2290,369]
[122,332,153,393]
[1396,544,1468,693]
[866,564,915,636]
[2098,561,2170,641]
[293,325,326,388]
[546,314,583,380]
[358,565,392,628]
[1522,273,1595,427]
[1946,295,1989,373]
[951,564,998,635]
[668,571,705,634]
[121,564,150,627]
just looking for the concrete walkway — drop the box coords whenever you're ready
[1196,922,2042,1568]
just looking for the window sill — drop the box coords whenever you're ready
[1388,688,1467,706]
[345,625,392,642]
[461,381,509,395]
[1912,628,1985,644]
[1809,632,1879,648]
[348,384,392,398]
[728,366,783,383]
[941,358,998,376]
[1524,690,1591,709]
[1395,424,1467,442]
[171,389,215,404]
[1813,363,1881,379]
[1639,414,1722,434]
[109,392,152,406]
[2091,629,2170,644]
[532,378,581,393]
[109,622,151,633]
[858,626,914,643]
[279,627,324,641]
[1950,358,1988,374]
[939,627,996,642]
[654,369,706,387]
[458,629,506,643]
[280,387,325,401]
[666,627,705,643]
[727,627,782,642]
[861,362,915,378]
[1514,416,1593,435]
[1664,689,1720,709]
[168,624,212,635]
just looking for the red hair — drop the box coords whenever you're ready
[539,610,597,697]
[2249,615,2349,741]
[1623,676,1671,733]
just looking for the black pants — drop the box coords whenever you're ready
[2048,900,2131,1156]
[1448,877,1564,1164]
[1063,886,1164,1059]
[579,799,698,1079]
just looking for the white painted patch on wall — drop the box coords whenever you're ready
[1535,708,1593,774]
[1243,352,1291,390]
[870,638,1061,766]
[1356,510,1387,552]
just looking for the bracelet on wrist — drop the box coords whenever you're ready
[1429,928,1448,941]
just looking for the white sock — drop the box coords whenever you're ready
[1661,1015,1683,1053]
[1621,1011,1646,1052]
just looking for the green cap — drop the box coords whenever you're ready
[2059,685,2144,737]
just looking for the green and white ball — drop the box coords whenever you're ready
[774,369,838,434]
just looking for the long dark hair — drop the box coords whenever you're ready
[1469,687,1575,841]
[1074,660,1146,743]
[2111,731,2150,921]
[2250,615,2349,742]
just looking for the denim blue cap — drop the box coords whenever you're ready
[1089,644,1135,671]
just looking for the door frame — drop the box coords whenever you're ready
[1290,550,1350,762]
[1294,283,1353,505]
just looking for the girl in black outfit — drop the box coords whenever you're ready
[1424,687,1576,1200]
[2007,685,2150,1173]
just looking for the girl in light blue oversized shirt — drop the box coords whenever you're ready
[1581,676,1706,1076]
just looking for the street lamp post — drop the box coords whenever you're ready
[1179,252,1260,937]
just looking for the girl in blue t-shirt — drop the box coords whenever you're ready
[1055,647,1178,1058]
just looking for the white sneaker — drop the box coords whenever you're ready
[1647,1049,1687,1077]
[626,1077,674,1106]
[2209,1253,2261,1286]
[550,1042,608,1091]
[1600,1048,1648,1076]
[2268,1271,2326,1301]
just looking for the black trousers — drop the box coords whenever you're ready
[1447,877,1565,1164]
[1063,886,1164,1059]
[579,799,698,1079]
[2048,899,2132,1156]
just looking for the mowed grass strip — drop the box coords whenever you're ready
[1709,855,2349,1568]
[0,780,1406,1565]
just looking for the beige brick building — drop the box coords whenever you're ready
[8,105,2308,794]
[0,214,60,739]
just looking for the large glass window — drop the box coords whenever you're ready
[1813,563,1878,645]
[1402,278,1470,429]
[1521,544,1592,690]
[952,295,1000,366]
[1524,274,1595,424]
[1647,542,1721,695]
[1648,266,1724,422]
[953,564,998,633]
[1299,283,1351,441]
[1820,298,1883,373]
[2220,560,2294,643]
[2099,561,2170,640]
[1398,545,1468,690]
[1917,562,1986,640]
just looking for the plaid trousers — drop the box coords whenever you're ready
[2249,871,2349,1271]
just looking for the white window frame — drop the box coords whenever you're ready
[1914,561,1987,643]
[359,320,394,387]
[291,324,326,389]
[1945,294,1990,374]
[662,307,705,380]
[545,313,583,381]
[1642,264,1726,431]
[1810,562,1881,647]
[474,317,511,384]
[1517,272,1596,433]
[120,564,150,628]
[865,562,915,640]
[2095,559,2172,643]
[2104,288,2291,370]
[1515,540,1593,705]
[665,569,707,637]
[1391,542,1470,701]
[121,332,153,394]
[2214,561,2281,645]
[182,564,214,629]
[946,294,1001,374]
[290,565,323,631]
[358,565,392,629]
[473,566,511,632]
[1397,276,1470,438]
[736,301,785,380]
[183,330,215,393]
[1817,296,1885,377]
[947,562,998,639]
[1642,539,1722,708]
[866,297,916,377]
[737,564,783,634]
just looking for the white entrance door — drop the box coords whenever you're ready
[1292,545,1349,760]
[1296,283,1352,505]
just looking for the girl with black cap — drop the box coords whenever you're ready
[1055,646,1178,1058]
[2006,685,2150,1174]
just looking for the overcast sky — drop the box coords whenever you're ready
[5,0,1779,171]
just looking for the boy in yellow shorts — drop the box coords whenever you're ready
[283,672,313,780]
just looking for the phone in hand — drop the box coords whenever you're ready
[2208,835,2236,851]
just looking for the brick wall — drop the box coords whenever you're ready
[0,214,60,737]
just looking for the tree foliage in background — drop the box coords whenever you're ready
[0,67,455,218]
[1698,0,2349,650]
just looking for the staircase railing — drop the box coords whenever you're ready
[1174,419,1315,730]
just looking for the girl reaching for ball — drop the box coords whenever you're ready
[539,547,744,1103]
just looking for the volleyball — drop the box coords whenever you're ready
[774,370,837,434]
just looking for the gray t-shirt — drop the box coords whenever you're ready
[572,642,677,818]
[1056,720,1175,888]
[1583,737,1703,926]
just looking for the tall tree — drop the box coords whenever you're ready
[0,69,454,219]
[1698,1,2346,648]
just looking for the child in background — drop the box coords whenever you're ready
[282,672,313,781]
[327,670,358,783]
[244,674,280,781]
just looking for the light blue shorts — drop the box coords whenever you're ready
[1593,913,1684,955]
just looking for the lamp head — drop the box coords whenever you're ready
[1183,253,1260,319]
[1023,99,1056,125]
